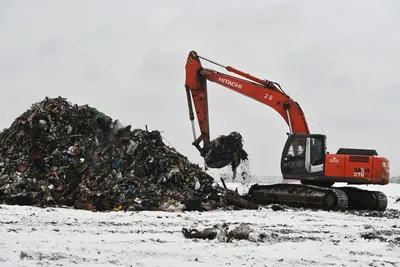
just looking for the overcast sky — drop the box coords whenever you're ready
[0,0,399,177]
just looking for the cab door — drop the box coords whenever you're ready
[281,135,307,175]
[305,136,325,174]
[281,134,326,177]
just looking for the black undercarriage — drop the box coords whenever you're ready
[245,182,387,211]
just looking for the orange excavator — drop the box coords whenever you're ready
[184,50,390,211]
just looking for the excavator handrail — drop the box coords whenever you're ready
[197,54,285,93]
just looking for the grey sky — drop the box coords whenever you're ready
[0,0,399,177]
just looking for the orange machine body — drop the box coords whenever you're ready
[324,154,390,185]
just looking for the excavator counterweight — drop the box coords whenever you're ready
[184,50,390,211]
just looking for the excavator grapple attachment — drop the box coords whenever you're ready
[202,132,248,171]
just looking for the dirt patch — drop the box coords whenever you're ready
[346,208,400,219]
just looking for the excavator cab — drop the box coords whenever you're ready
[281,134,326,179]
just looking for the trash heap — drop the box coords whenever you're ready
[0,97,257,212]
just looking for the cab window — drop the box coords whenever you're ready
[286,137,306,158]
[310,137,324,166]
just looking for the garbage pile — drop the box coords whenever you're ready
[0,97,256,212]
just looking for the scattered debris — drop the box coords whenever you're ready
[224,190,259,210]
[360,232,387,242]
[0,97,256,212]
[181,222,325,244]
[348,209,400,220]
[360,229,400,245]
[270,204,285,211]
[182,227,217,240]
[182,223,254,243]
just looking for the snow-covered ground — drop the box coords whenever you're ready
[0,181,399,267]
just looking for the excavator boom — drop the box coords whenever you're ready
[185,51,309,154]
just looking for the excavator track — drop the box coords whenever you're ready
[335,186,387,211]
[247,183,348,211]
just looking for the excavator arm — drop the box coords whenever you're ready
[185,50,310,159]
